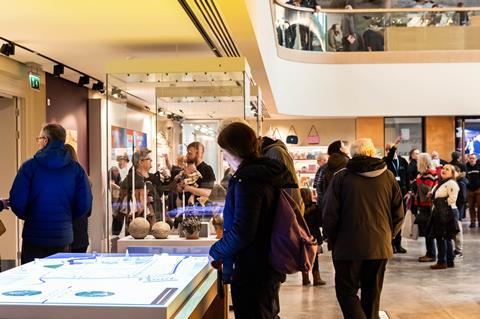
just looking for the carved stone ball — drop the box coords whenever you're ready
[129,217,150,239]
[152,221,171,239]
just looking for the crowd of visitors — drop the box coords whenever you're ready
[1,121,479,319]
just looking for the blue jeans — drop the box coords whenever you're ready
[436,237,454,264]
[425,237,436,258]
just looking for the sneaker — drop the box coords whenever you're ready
[418,255,436,262]
[447,262,455,268]
[430,263,447,269]
[454,251,463,258]
[469,223,476,228]
[395,246,407,254]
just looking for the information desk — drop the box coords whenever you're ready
[117,235,218,253]
[0,253,223,319]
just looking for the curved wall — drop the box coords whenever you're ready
[245,0,480,117]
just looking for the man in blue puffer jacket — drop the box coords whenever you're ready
[10,123,92,264]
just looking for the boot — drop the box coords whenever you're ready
[302,272,311,286]
[312,271,326,286]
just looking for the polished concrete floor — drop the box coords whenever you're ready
[275,221,480,319]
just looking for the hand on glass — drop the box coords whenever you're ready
[315,5,321,12]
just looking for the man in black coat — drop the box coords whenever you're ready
[383,137,409,254]
[323,138,404,319]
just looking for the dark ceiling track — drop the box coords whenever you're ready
[0,36,103,83]
[178,0,222,57]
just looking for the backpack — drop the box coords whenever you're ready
[269,189,318,274]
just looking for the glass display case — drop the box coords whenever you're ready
[0,252,215,319]
[104,57,260,252]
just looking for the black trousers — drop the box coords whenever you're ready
[333,259,388,319]
[231,278,281,319]
[21,241,70,265]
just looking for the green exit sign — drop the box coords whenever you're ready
[29,73,40,90]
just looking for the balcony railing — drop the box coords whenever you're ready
[273,0,480,53]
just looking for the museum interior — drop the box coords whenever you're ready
[1,0,480,318]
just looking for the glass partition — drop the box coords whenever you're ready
[105,61,259,251]
[384,117,424,158]
[273,0,480,52]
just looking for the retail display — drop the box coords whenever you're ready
[286,125,299,144]
[0,253,212,319]
[306,125,320,145]
[152,221,171,239]
[128,217,150,239]
[288,145,328,187]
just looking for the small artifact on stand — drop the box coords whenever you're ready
[212,214,224,239]
[128,217,150,239]
[181,217,202,240]
[151,221,171,239]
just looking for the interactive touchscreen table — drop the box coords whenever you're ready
[0,252,220,319]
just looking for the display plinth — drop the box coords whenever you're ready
[117,235,218,253]
[0,253,223,319]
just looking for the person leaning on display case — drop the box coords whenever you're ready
[209,122,287,319]
[9,124,92,264]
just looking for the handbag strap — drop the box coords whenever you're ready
[272,127,282,140]
[307,125,319,137]
[288,125,297,135]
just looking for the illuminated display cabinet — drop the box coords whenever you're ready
[0,253,220,319]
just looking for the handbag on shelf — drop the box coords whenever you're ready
[306,125,320,145]
[286,125,299,144]
[271,127,282,141]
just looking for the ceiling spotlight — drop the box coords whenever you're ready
[92,81,104,91]
[53,64,64,76]
[78,75,90,86]
[0,42,15,56]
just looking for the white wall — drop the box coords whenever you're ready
[246,0,480,117]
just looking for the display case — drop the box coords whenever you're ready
[105,57,261,251]
[0,253,219,319]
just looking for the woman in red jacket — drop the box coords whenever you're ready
[414,153,438,263]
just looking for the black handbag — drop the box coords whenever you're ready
[286,125,298,144]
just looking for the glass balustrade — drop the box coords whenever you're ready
[273,0,480,52]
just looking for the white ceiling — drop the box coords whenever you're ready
[0,0,213,92]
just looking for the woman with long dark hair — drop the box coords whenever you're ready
[209,122,286,318]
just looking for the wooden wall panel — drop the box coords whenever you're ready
[425,116,455,160]
[355,117,384,149]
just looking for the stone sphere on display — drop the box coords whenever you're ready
[152,221,171,239]
[129,217,150,239]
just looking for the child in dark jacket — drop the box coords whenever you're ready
[300,188,326,286]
